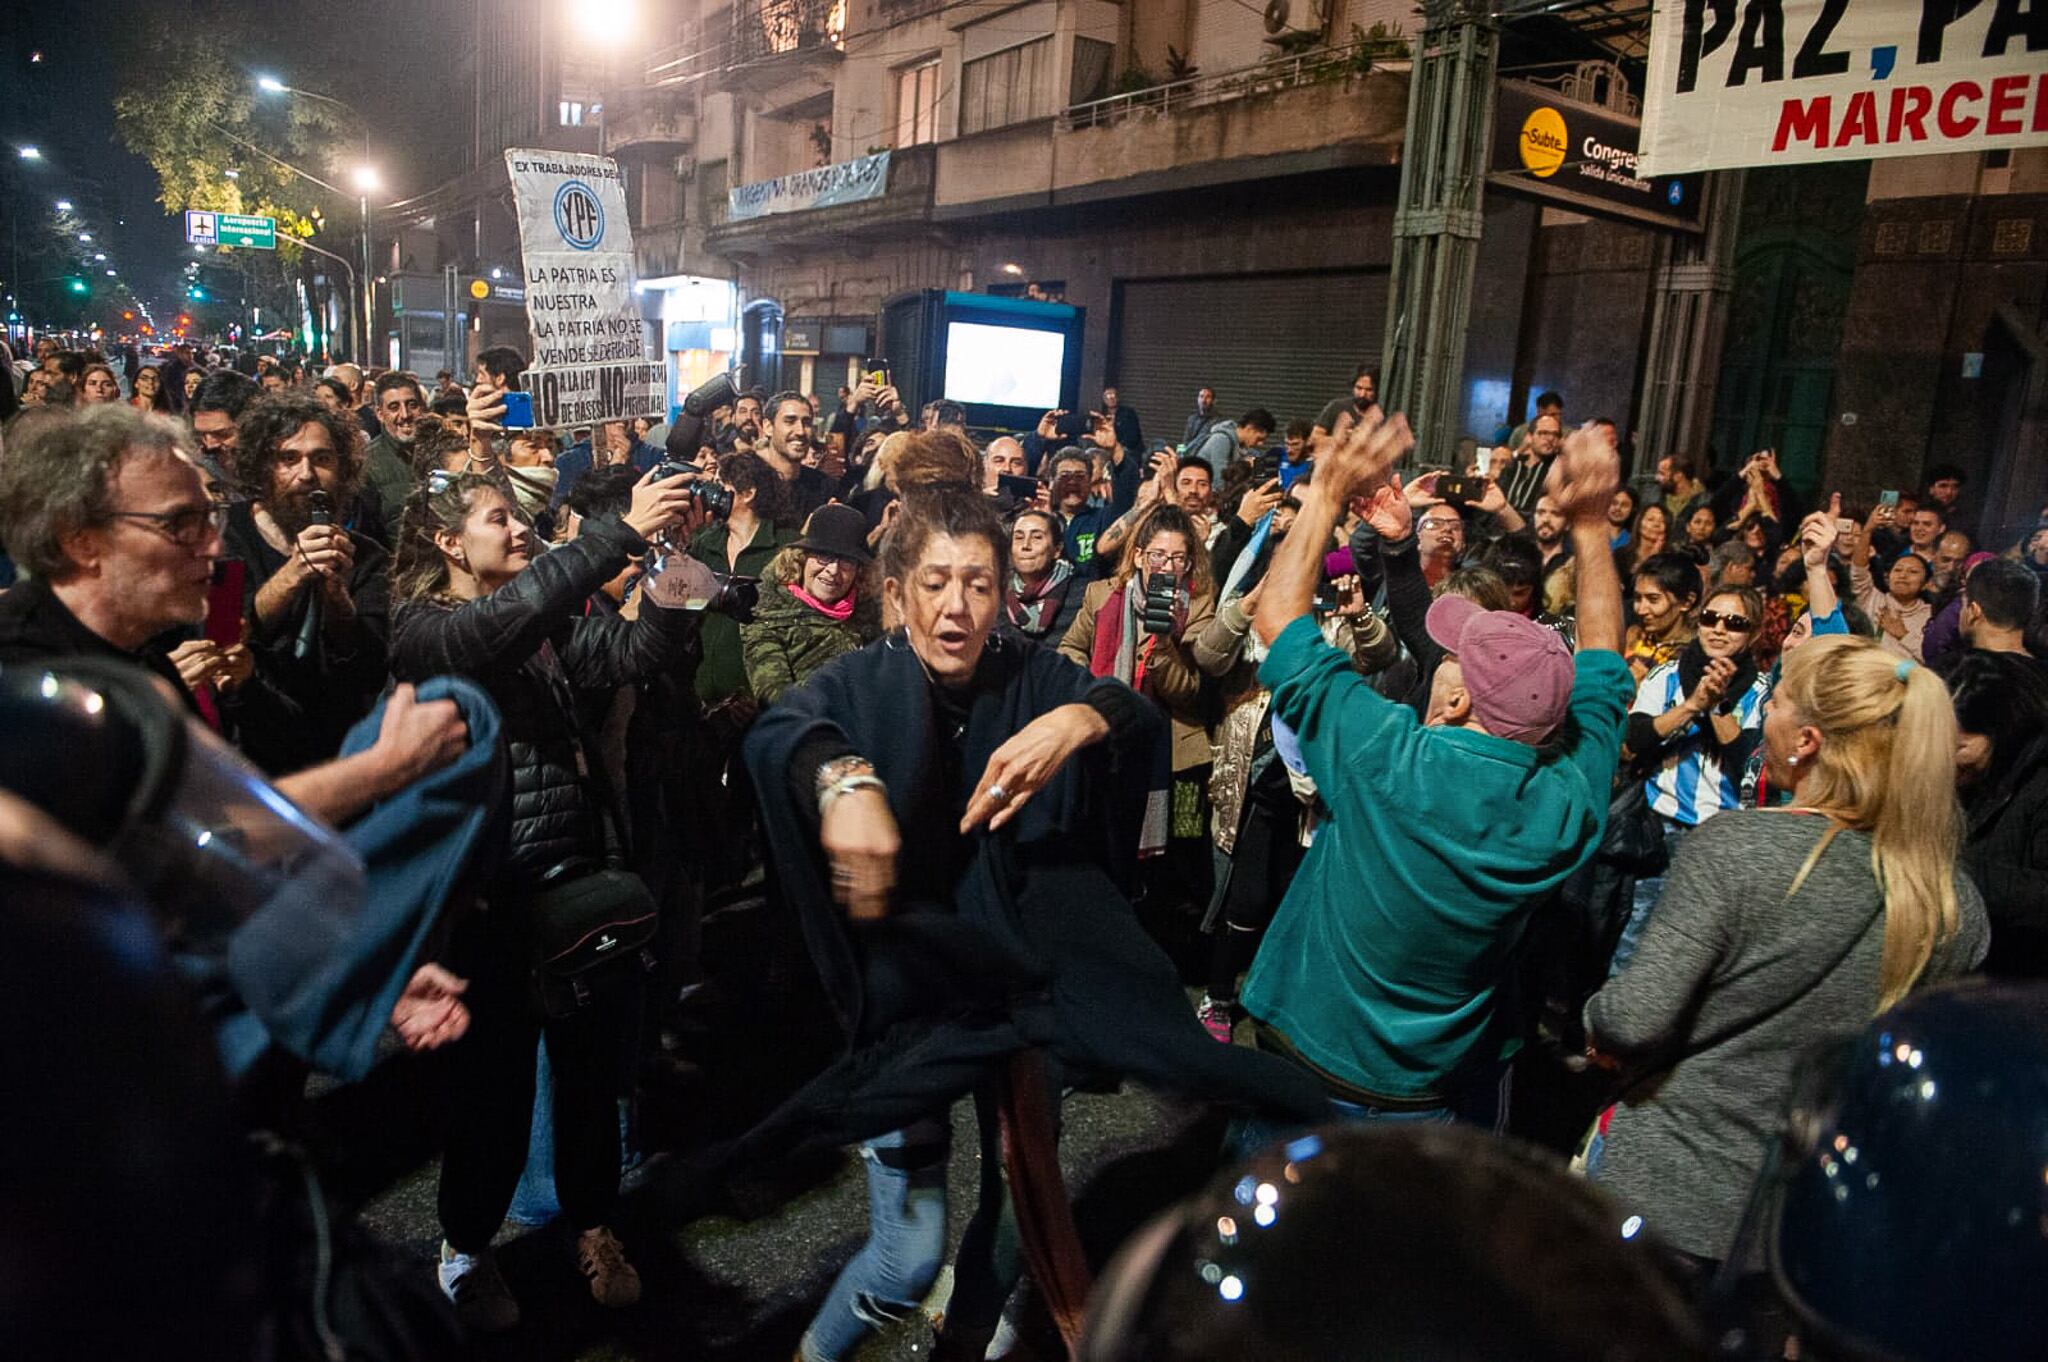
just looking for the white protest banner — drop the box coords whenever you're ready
[728,151,891,222]
[504,149,664,424]
[1639,0,2048,176]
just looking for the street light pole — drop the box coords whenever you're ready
[254,77,379,364]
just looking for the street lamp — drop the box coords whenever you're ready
[16,146,40,160]
[569,0,638,45]
[54,199,70,211]
[256,75,378,364]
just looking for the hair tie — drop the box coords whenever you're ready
[1895,659,1914,683]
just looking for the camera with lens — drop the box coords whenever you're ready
[651,460,734,519]
[707,572,759,623]
[1140,572,1180,637]
[663,368,745,467]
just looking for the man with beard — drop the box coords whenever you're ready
[218,395,391,775]
[721,389,765,453]
[761,390,834,527]
[1312,365,1379,442]
[364,372,428,544]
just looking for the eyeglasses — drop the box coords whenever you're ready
[1142,549,1190,570]
[108,503,228,547]
[1698,609,1754,632]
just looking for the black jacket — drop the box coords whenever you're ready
[722,631,1325,1173]
[0,576,195,708]
[388,517,698,880]
[1963,735,2048,979]
[219,504,391,776]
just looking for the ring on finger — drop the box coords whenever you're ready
[987,783,1010,805]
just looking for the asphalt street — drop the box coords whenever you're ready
[332,1078,1206,1362]
[305,894,1228,1362]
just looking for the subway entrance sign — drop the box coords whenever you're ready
[185,210,277,251]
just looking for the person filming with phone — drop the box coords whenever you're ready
[1061,502,1218,904]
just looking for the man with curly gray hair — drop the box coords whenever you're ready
[220,394,391,774]
[0,404,231,704]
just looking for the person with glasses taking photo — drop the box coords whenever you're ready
[1609,580,1771,972]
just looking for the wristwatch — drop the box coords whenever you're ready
[814,754,875,796]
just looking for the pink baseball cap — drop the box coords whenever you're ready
[1425,595,1575,744]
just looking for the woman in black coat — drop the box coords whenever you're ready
[1943,649,2048,978]
[387,467,704,1331]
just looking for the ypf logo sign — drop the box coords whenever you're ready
[552,180,605,251]
[1518,105,1569,179]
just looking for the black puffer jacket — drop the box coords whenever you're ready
[1963,733,2048,980]
[389,516,698,880]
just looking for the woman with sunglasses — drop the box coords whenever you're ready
[1610,582,1770,972]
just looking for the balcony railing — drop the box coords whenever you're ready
[601,85,698,152]
[705,142,934,238]
[1058,37,1407,131]
[731,0,847,66]
[639,34,727,89]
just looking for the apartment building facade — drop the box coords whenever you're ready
[592,0,2045,538]
[608,0,1418,434]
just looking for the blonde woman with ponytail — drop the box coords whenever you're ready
[1580,634,1987,1267]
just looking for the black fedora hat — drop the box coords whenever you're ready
[793,502,874,565]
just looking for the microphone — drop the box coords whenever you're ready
[293,489,332,662]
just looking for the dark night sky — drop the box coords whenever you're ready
[3,0,471,325]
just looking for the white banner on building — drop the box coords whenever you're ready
[1639,0,2048,176]
[728,151,892,222]
[504,149,663,423]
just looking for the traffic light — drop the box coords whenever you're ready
[178,314,192,327]
[66,277,87,294]
[187,285,207,301]
[122,310,134,320]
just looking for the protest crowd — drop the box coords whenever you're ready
[2,335,2045,1362]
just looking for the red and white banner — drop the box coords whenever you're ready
[1639,0,2048,176]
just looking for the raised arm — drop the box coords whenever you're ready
[1547,424,1623,655]
[1254,410,1413,647]
[1799,494,1844,624]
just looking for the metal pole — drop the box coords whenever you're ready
[443,263,458,379]
[360,194,372,364]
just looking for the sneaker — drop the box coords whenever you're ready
[1196,995,1236,1045]
[576,1225,642,1308]
[438,1242,520,1333]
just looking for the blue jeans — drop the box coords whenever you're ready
[1609,814,1690,977]
[799,1126,951,1362]
[506,1041,641,1229]
[1232,1058,1512,1158]
[506,1041,559,1227]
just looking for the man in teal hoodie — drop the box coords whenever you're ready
[1245,416,1631,1127]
